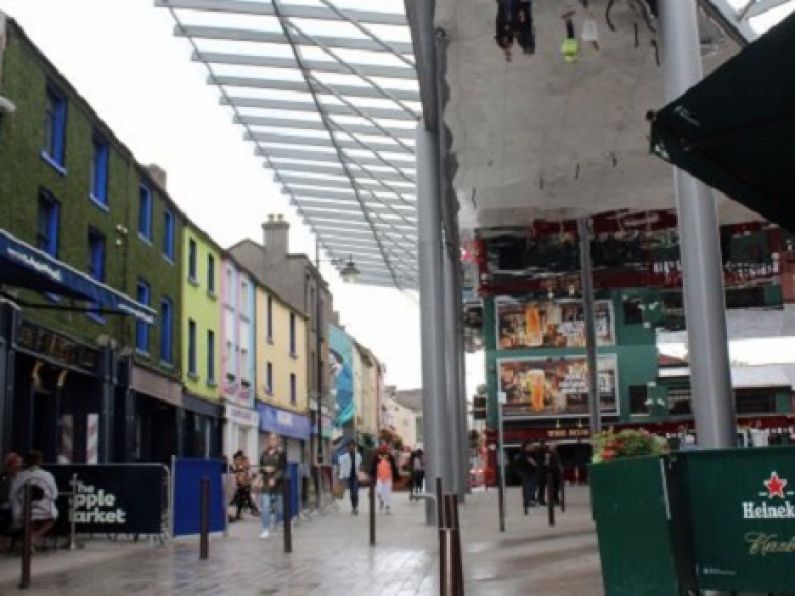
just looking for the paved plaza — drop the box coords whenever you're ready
[0,486,603,595]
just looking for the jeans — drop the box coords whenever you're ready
[348,476,359,510]
[521,475,537,509]
[260,492,283,530]
[376,480,393,509]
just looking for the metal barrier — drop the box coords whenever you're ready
[199,476,209,560]
[282,476,292,554]
[18,484,32,590]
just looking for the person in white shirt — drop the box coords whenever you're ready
[10,451,58,545]
[337,441,363,515]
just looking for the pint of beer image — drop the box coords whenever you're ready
[524,306,543,347]
[524,369,546,412]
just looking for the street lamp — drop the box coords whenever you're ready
[340,256,360,283]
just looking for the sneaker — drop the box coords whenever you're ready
[385,507,391,515]
[352,508,358,516]
[259,530,270,539]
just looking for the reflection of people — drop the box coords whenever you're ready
[11,451,58,546]
[331,348,354,426]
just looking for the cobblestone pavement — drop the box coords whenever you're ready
[0,485,603,595]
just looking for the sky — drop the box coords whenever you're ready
[0,0,457,391]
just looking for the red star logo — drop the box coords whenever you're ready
[764,472,788,499]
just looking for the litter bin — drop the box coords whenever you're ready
[672,446,795,594]
[590,455,691,596]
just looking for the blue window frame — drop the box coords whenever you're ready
[266,362,273,394]
[267,295,273,341]
[90,133,109,206]
[87,229,106,322]
[289,312,296,355]
[207,330,216,383]
[188,238,197,281]
[43,83,67,168]
[136,280,151,353]
[188,319,197,376]
[138,183,152,241]
[36,191,59,257]
[160,296,173,365]
[290,373,297,405]
[207,254,215,294]
[163,209,175,261]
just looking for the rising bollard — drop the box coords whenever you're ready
[199,476,209,560]
[18,483,32,590]
[547,481,555,527]
[369,481,376,547]
[282,473,292,554]
[439,493,465,596]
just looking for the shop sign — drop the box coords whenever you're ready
[498,355,619,418]
[257,403,311,440]
[496,298,615,350]
[545,427,591,440]
[225,404,258,428]
[16,321,100,374]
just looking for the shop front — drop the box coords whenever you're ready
[256,402,311,464]
[223,403,259,462]
[182,393,222,458]
[129,364,182,466]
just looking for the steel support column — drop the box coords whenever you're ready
[442,244,463,500]
[417,122,449,525]
[578,218,601,436]
[660,0,736,451]
[454,258,469,497]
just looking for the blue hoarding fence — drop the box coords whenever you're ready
[172,458,225,538]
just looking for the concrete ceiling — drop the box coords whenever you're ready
[435,0,766,232]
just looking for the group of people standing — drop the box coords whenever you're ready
[338,441,400,515]
[512,441,563,513]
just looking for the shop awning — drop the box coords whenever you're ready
[0,229,157,324]
[649,11,795,231]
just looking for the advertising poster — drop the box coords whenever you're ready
[329,324,355,427]
[497,355,619,417]
[496,298,615,350]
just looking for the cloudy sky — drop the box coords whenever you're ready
[0,0,482,391]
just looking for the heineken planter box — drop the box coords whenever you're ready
[672,446,795,593]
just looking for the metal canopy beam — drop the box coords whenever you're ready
[157,0,408,26]
[292,198,414,215]
[212,75,420,102]
[284,184,415,203]
[176,25,414,55]
[222,96,416,122]
[291,193,415,210]
[274,161,416,182]
[300,208,416,222]
[235,115,415,139]
[194,51,416,80]
[280,174,413,192]
[261,147,415,170]
[247,131,413,154]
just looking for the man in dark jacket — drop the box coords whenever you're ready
[513,441,538,514]
[535,442,549,505]
[258,433,287,539]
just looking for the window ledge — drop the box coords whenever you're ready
[163,255,175,266]
[88,194,109,212]
[188,276,199,287]
[86,311,106,325]
[40,151,67,176]
[289,352,298,360]
[207,290,217,300]
[138,233,153,246]
[188,372,199,381]
[207,379,218,388]
[159,360,174,369]
[267,337,274,345]
[43,292,60,303]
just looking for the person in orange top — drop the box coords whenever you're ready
[370,443,399,515]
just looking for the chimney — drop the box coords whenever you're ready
[147,164,167,190]
[262,213,290,259]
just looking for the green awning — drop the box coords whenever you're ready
[649,11,795,231]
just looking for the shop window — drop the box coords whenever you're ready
[290,373,297,405]
[90,133,109,207]
[240,279,249,313]
[36,191,59,257]
[668,387,692,416]
[43,83,67,170]
[138,183,152,241]
[623,297,643,325]
[188,238,197,281]
[266,362,273,394]
[136,280,151,353]
[188,318,197,376]
[736,391,776,415]
[267,295,273,341]
[629,385,649,415]
[207,254,215,294]
[289,312,296,355]
[226,267,234,303]
[87,229,106,323]
[163,209,175,262]
[160,296,173,365]
[207,330,216,383]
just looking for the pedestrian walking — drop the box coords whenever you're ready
[257,433,286,539]
[513,441,537,513]
[548,445,563,505]
[10,451,58,547]
[535,442,548,505]
[337,440,363,515]
[370,444,399,515]
[231,451,259,519]
[409,448,425,499]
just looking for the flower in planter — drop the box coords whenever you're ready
[592,429,667,464]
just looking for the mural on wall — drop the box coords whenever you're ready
[330,325,354,427]
[497,355,619,418]
[496,298,615,350]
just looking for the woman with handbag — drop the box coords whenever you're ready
[370,444,399,515]
[337,440,364,515]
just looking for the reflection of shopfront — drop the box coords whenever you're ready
[182,393,222,459]
[257,403,310,464]
[223,403,259,461]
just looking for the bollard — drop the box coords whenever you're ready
[18,484,32,590]
[435,477,444,528]
[199,476,210,560]
[369,481,376,547]
[282,474,292,554]
[547,480,555,527]
[69,473,78,551]
[560,478,566,513]
[440,493,465,596]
